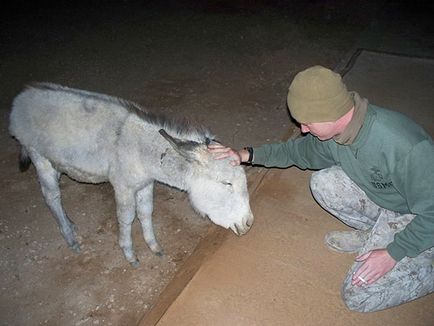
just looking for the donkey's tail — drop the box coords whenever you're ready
[19,147,31,172]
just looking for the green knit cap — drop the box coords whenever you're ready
[287,65,354,123]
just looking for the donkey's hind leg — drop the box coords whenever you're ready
[29,150,80,252]
[136,183,163,256]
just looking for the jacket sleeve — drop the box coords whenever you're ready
[252,134,336,169]
[387,140,434,261]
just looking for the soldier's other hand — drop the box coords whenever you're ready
[352,249,397,286]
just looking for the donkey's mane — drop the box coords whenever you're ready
[27,82,214,142]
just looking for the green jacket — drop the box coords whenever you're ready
[253,105,434,261]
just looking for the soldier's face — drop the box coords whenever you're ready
[299,107,354,141]
[300,121,338,140]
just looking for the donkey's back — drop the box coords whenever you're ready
[9,83,129,183]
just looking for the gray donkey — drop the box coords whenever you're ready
[9,83,254,266]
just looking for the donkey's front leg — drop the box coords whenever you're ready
[114,186,138,266]
[136,183,163,256]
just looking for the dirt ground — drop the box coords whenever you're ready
[0,1,432,325]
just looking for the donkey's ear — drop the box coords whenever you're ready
[207,138,221,146]
[159,129,201,162]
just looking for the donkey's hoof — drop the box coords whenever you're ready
[70,243,81,254]
[155,251,164,257]
[130,259,140,268]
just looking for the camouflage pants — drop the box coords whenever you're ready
[310,166,434,312]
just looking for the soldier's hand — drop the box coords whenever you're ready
[352,249,397,286]
[207,144,242,166]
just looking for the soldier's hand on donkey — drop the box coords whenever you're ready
[208,143,246,166]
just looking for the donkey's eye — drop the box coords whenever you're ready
[221,181,233,187]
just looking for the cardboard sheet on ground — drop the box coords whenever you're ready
[146,50,434,325]
[342,50,434,136]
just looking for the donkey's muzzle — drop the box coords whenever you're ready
[231,212,254,236]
